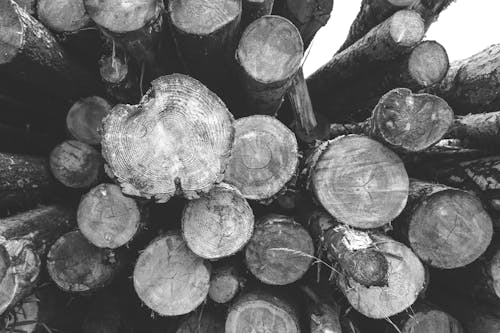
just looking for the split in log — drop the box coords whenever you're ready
[101,74,234,202]
[0,0,100,100]
[47,230,124,293]
[428,44,500,115]
[398,179,493,269]
[224,115,299,202]
[49,140,103,189]
[241,0,274,29]
[208,262,246,304]
[448,111,500,149]
[391,302,464,333]
[0,205,75,314]
[66,96,111,145]
[236,15,303,115]
[176,309,225,333]
[245,214,314,285]
[99,53,140,104]
[78,183,142,249]
[301,284,342,333]
[182,184,254,259]
[226,290,300,333]
[304,135,409,229]
[133,232,211,316]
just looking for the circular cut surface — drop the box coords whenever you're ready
[245,215,313,285]
[0,1,23,64]
[224,116,299,200]
[409,41,449,86]
[84,0,161,33]
[47,231,119,292]
[100,56,128,83]
[409,190,493,269]
[101,74,234,201]
[169,0,241,35]
[66,96,111,145]
[209,273,240,304]
[237,15,303,83]
[311,135,409,228]
[78,183,141,249]
[373,88,454,152]
[340,237,425,319]
[133,233,211,316]
[402,310,464,333]
[38,0,90,32]
[389,10,424,47]
[182,184,254,259]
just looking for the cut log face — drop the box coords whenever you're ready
[208,264,244,304]
[401,309,464,333]
[99,54,140,104]
[47,230,123,293]
[78,183,141,249]
[37,0,91,32]
[237,15,303,115]
[182,184,254,259]
[224,115,299,201]
[101,74,234,202]
[66,96,111,145]
[245,214,314,285]
[133,232,211,316]
[308,135,409,229]
[339,235,425,319]
[226,291,300,333]
[408,41,449,87]
[49,140,103,188]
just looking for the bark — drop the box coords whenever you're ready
[208,262,246,304]
[303,135,409,229]
[0,205,75,314]
[448,111,500,149]
[101,74,234,202]
[13,0,36,15]
[66,96,112,145]
[226,290,300,333]
[49,140,103,189]
[224,115,299,202]
[397,179,493,269]
[300,284,342,333]
[99,52,140,104]
[390,302,464,333]
[236,15,303,115]
[133,231,211,316]
[47,230,125,293]
[245,214,314,285]
[0,122,62,155]
[77,183,142,249]
[0,0,100,100]
[182,184,253,259]
[176,310,225,333]
[241,0,274,29]
[428,44,500,115]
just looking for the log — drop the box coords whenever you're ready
[13,0,36,15]
[0,122,62,155]
[448,111,500,149]
[0,0,99,100]
[176,310,225,333]
[0,205,75,314]
[208,263,245,304]
[47,230,125,293]
[398,179,493,269]
[241,0,274,29]
[133,232,211,316]
[428,44,500,115]
[102,74,234,202]
[66,96,112,145]
[49,140,103,189]
[300,284,342,333]
[226,290,300,333]
[304,135,409,229]
[245,214,314,285]
[224,115,299,202]
[328,88,454,152]
[99,53,140,104]
[392,302,464,333]
[78,183,142,249]
[236,15,303,115]
[182,184,254,259]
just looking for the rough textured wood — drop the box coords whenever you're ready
[393,303,464,333]
[176,310,224,333]
[47,230,124,293]
[305,135,409,228]
[245,214,313,285]
[182,184,253,259]
[226,290,300,333]
[78,183,141,249]
[99,53,140,104]
[0,205,75,314]
[13,0,36,15]
[37,0,90,33]
[237,15,303,115]
[66,96,111,145]
[133,232,211,316]
[49,140,103,189]
[448,111,500,149]
[101,74,234,202]
[224,115,299,202]
[429,44,500,115]
[399,179,493,269]
[301,285,342,333]
[242,0,274,29]
[0,0,99,100]
[208,263,245,304]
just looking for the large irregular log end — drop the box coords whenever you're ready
[409,41,449,87]
[37,0,91,32]
[66,96,111,145]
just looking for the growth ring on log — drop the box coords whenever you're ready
[101,74,234,202]
[38,0,91,32]
[66,96,111,145]
[309,135,409,228]
[224,115,299,201]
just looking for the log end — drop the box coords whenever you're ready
[409,41,449,87]
[99,55,129,84]
[66,96,112,145]
[402,309,464,333]
[208,265,243,304]
[0,0,23,64]
[389,10,424,47]
[38,0,91,32]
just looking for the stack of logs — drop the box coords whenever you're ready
[1,0,500,332]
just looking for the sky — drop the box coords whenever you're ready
[303,0,500,77]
